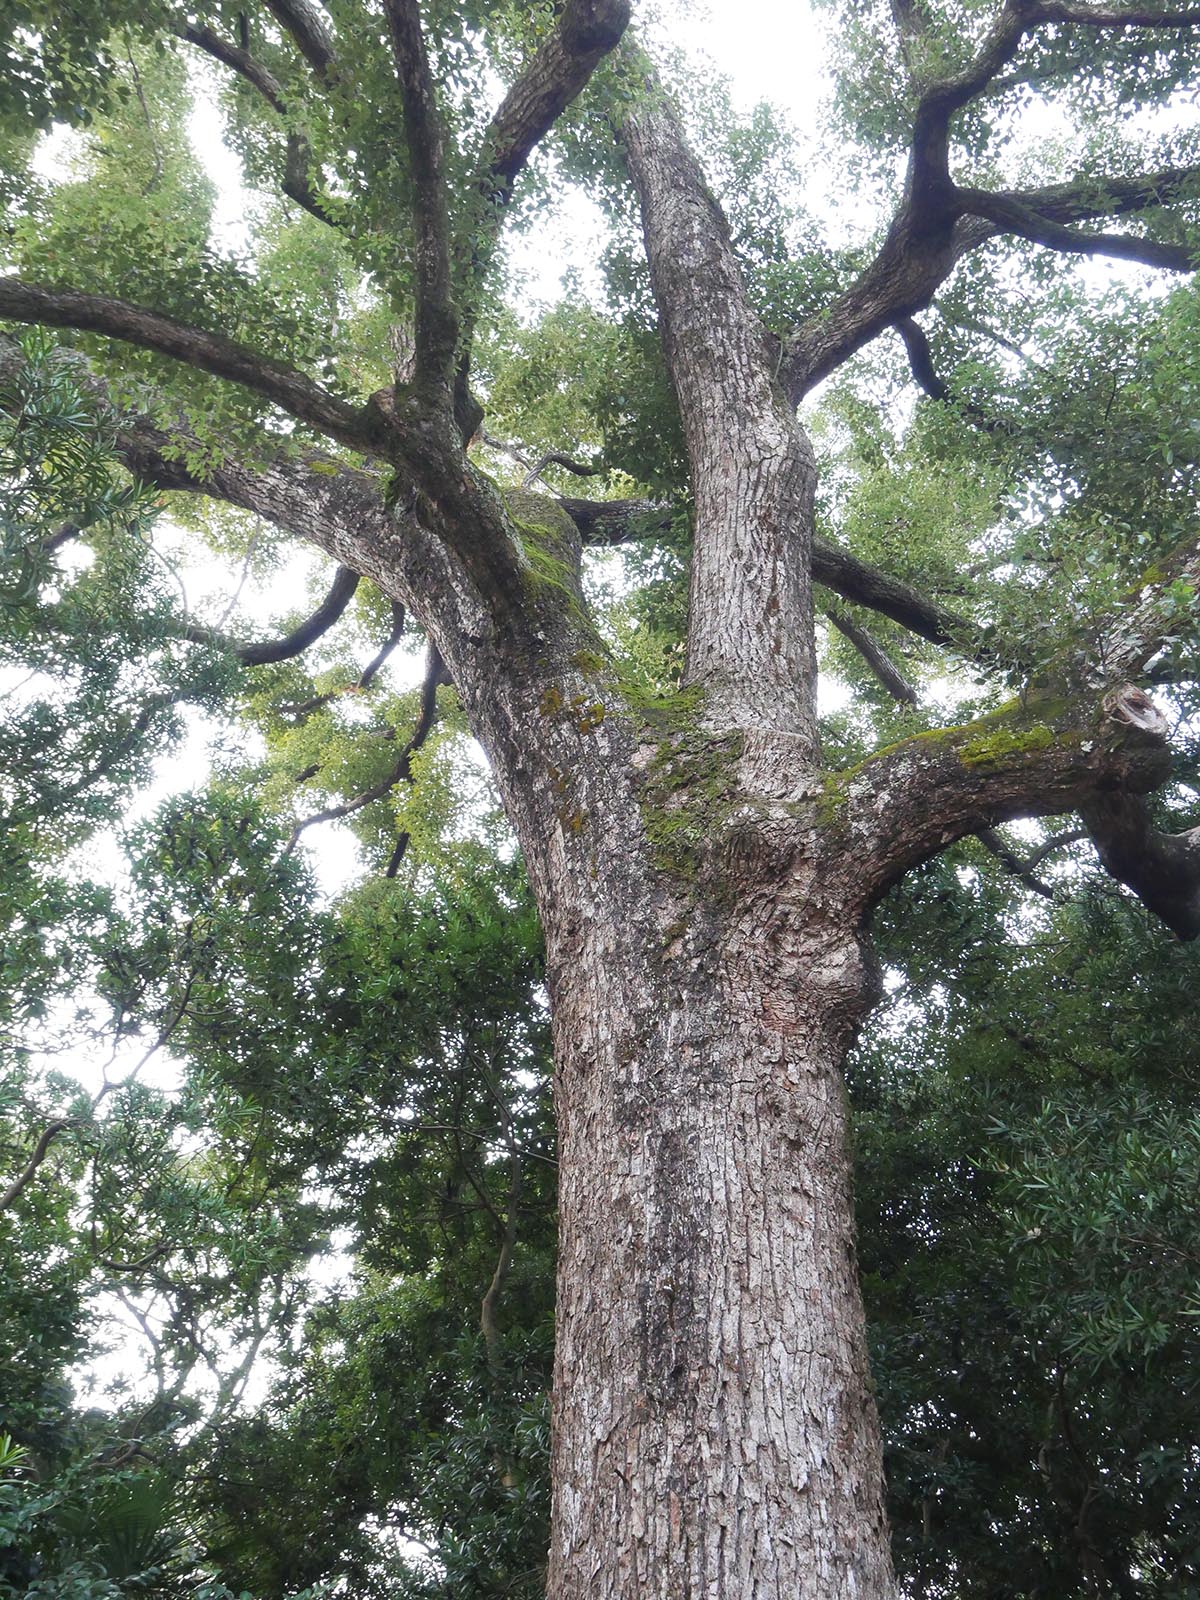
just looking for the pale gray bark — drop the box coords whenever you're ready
[623,83,820,751]
[545,864,890,1598]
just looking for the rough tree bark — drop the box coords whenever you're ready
[6,2,1200,1595]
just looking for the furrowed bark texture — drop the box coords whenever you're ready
[11,0,1200,1585]
[623,96,819,748]
[414,607,898,1594]
[545,842,890,1597]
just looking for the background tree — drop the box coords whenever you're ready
[3,2,1200,1596]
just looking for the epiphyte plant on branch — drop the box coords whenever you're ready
[3,0,1200,1593]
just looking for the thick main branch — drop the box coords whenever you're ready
[622,66,819,744]
[0,280,369,447]
[382,0,458,387]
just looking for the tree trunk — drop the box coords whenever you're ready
[427,590,897,1593]
[542,855,894,1598]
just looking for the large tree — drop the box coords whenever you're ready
[4,1,1200,1593]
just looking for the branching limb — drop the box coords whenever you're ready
[184,565,360,663]
[65,392,483,670]
[1007,162,1200,227]
[178,23,341,225]
[893,315,999,430]
[479,431,605,488]
[826,602,1070,902]
[834,685,1175,922]
[0,280,370,448]
[974,827,1058,898]
[179,22,287,111]
[476,0,630,211]
[780,14,1200,399]
[956,185,1197,272]
[835,542,1200,934]
[1,1119,77,1212]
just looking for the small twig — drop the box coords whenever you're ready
[396,1120,557,1167]
[0,1119,77,1211]
[288,640,446,849]
[481,1151,523,1381]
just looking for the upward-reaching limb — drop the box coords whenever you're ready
[621,60,820,747]
[176,21,342,226]
[262,0,339,86]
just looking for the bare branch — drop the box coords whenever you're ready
[522,449,606,488]
[359,601,408,690]
[1,1119,77,1211]
[1024,826,1088,870]
[184,565,360,664]
[281,602,408,719]
[826,607,920,705]
[974,827,1058,898]
[381,0,458,386]
[262,0,338,85]
[956,185,1198,272]
[479,431,605,488]
[179,22,287,112]
[893,315,1002,431]
[0,279,370,447]
[1037,2,1200,26]
[290,639,446,844]
[812,540,983,658]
